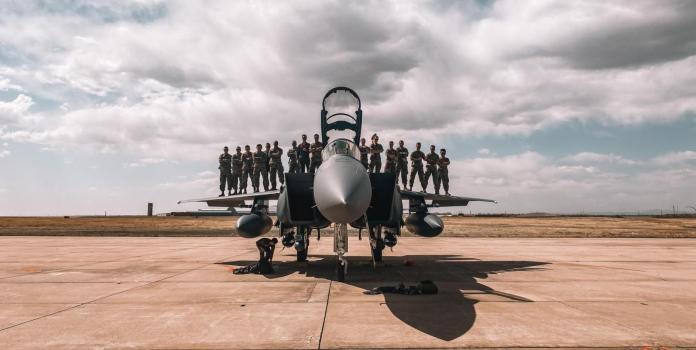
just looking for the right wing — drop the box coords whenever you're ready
[399,190,497,207]
[178,190,281,208]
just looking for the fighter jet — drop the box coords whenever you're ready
[179,87,496,281]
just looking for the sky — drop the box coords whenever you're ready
[0,0,695,215]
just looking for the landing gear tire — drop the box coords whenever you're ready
[336,260,345,282]
[297,246,308,262]
[371,239,384,263]
[295,226,309,262]
[369,225,385,266]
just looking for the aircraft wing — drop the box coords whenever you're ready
[399,190,497,207]
[178,190,281,208]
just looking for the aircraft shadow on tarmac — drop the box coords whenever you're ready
[219,254,548,340]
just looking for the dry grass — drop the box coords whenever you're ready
[440,216,696,238]
[0,216,236,236]
[0,215,695,238]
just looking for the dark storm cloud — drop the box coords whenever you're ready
[543,2,696,69]
[267,1,425,102]
[1,0,696,152]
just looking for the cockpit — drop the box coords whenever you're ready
[320,87,363,147]
[322,138,361,161]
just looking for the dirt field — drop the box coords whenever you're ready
[0,215,695,237]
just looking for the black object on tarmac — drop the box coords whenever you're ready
[363,280,438,295]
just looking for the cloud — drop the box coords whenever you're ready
[0,1,695,159]
[562,152,641,165]
[125,157,169,168]
[446,150,696,213]
[157,170,217,193]
[0,140,10,159]
[0,94,34,124]
[482,1,696,69]
[653,150,696,165]
[0,77,24,92]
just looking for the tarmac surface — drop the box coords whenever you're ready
[1,236,695,349]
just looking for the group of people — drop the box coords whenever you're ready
[218,133,451,196]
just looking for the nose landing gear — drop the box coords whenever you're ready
[334,223,348,281]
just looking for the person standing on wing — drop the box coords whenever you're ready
[369,134,384,173]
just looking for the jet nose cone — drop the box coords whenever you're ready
[313,156,372,224]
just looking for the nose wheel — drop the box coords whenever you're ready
[336,256,347,282]
[334,223,348,282]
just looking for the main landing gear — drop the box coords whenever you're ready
[280,225,310,262]
[369,224,398,268]
[282,223,398,282]
[369,225,385,266]
[295,226,310,262]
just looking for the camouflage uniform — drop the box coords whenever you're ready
[269,146,284,190]
[264,144,271,170]
[241,151,254,193]
[309,141,323,174]
[287,146,299,174]
[384,147,398,174]
[219,152,233,194]
[298,141,310,173]
[409,149,426,191]
[437,154,450,195]
[424,151,440,194]
[359,144,370,169]
[369,142,384,173]
[253,150,269,192]
[231,151,243,194]
[396,145,409,188]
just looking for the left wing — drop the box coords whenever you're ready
[399,190,496,207]
[178,190,281,208]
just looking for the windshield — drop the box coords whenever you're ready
[322,138,360,161]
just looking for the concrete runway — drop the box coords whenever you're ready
[0,236,695,349]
